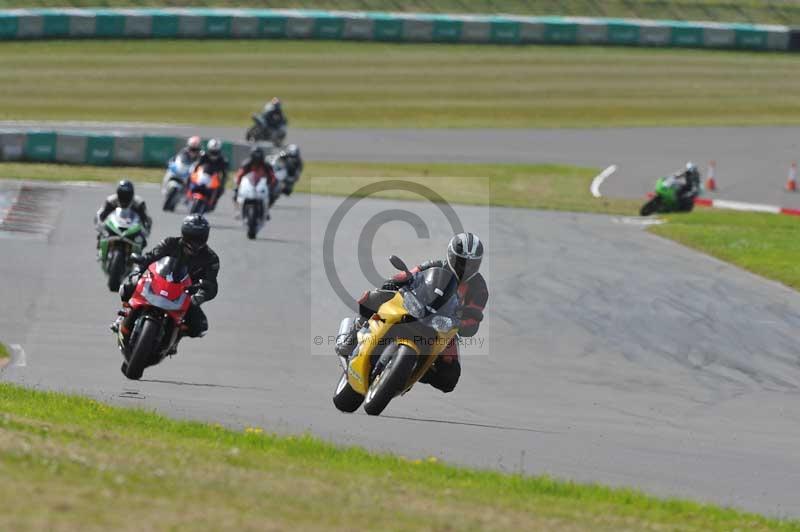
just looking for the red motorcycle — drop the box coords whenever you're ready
[115,257,198,380]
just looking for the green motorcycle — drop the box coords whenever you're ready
[97,208,147,292]
[640,176,693,216]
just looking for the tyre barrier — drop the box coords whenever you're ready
[0,129,252,170]
[0,8,795,52]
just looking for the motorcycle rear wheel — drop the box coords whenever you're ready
[363,344,417,416]
[190,198,206,215]
[107,249,126,292]
[126,319,161,380]
[332,371,364,413]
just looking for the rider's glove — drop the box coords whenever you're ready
[190,294,204,307]
[381,280,401,291]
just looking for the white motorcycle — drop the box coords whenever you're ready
[162,153,195,212]
[236,170,270,239]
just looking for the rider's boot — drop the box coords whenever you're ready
[335,316,366,359]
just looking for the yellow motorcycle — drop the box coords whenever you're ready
[333,256,460,416]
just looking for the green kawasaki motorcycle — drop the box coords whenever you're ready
[640,175,693,216]
[97,207,147,292]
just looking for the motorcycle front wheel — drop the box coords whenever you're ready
[126,318,161,380]
[332,371,364,413]
[107,248,127,292]
[245,203,258,239]
[640,196,662,217]
[363,344,417,416]
[163,186,181,212]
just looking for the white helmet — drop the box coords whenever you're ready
[206,138,222,160]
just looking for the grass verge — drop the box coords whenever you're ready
[0,161,640,215]
[0,382,796,531]
[3,40,800,128]
[649,209,800,290]
[0,342,8,368]
[1,0,799,26]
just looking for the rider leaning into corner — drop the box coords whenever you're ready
[254,97,288,134]
[195,138,229,209]
[113,215,220,358]
[336,232,488,393]
[95,180,153,238]
[672,162,702,211]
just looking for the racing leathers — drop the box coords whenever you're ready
[118,237,220,343]
[194,151,229,209]
[233,155,276,203]
[349,259,488,393]
[255,107,287,136]
[95,194,152,237]
[675,169,701,211]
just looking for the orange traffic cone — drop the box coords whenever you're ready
[787,162,798,192]
[705,160,717,191]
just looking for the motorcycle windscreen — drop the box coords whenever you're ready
[153,257,189,283]
[109,208,140,232]
[403,267,458,319]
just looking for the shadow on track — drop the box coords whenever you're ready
[380,414,560,434]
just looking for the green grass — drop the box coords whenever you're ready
[3,40,800,128]
[1,382,796,531]
[0,161,640,215]
[2,0,800,26]
[0,342,8,365]
[650,209,800,290]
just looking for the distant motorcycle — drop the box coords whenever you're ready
[162,153,194,212]
[246,116,286,146]
[115,257,199,380]
[97,208,146,292]
[187,164,222,215]
[236,169,270,239]
[640,175,694,216]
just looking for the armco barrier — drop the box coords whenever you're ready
[0,8,796,52]
[0,130,253,170]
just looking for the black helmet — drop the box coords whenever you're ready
[181,214,210,255]
[447,232,483,282]
[250,146,265,161]
[117,180,134,208]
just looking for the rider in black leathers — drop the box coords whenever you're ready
[674,162,701,211]
[95,180,152,238]
[115,215,220,352]
[253,97,287,142]
[336,233,488,394]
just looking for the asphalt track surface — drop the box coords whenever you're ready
[3,180,800,518]
[4,121,800,207]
